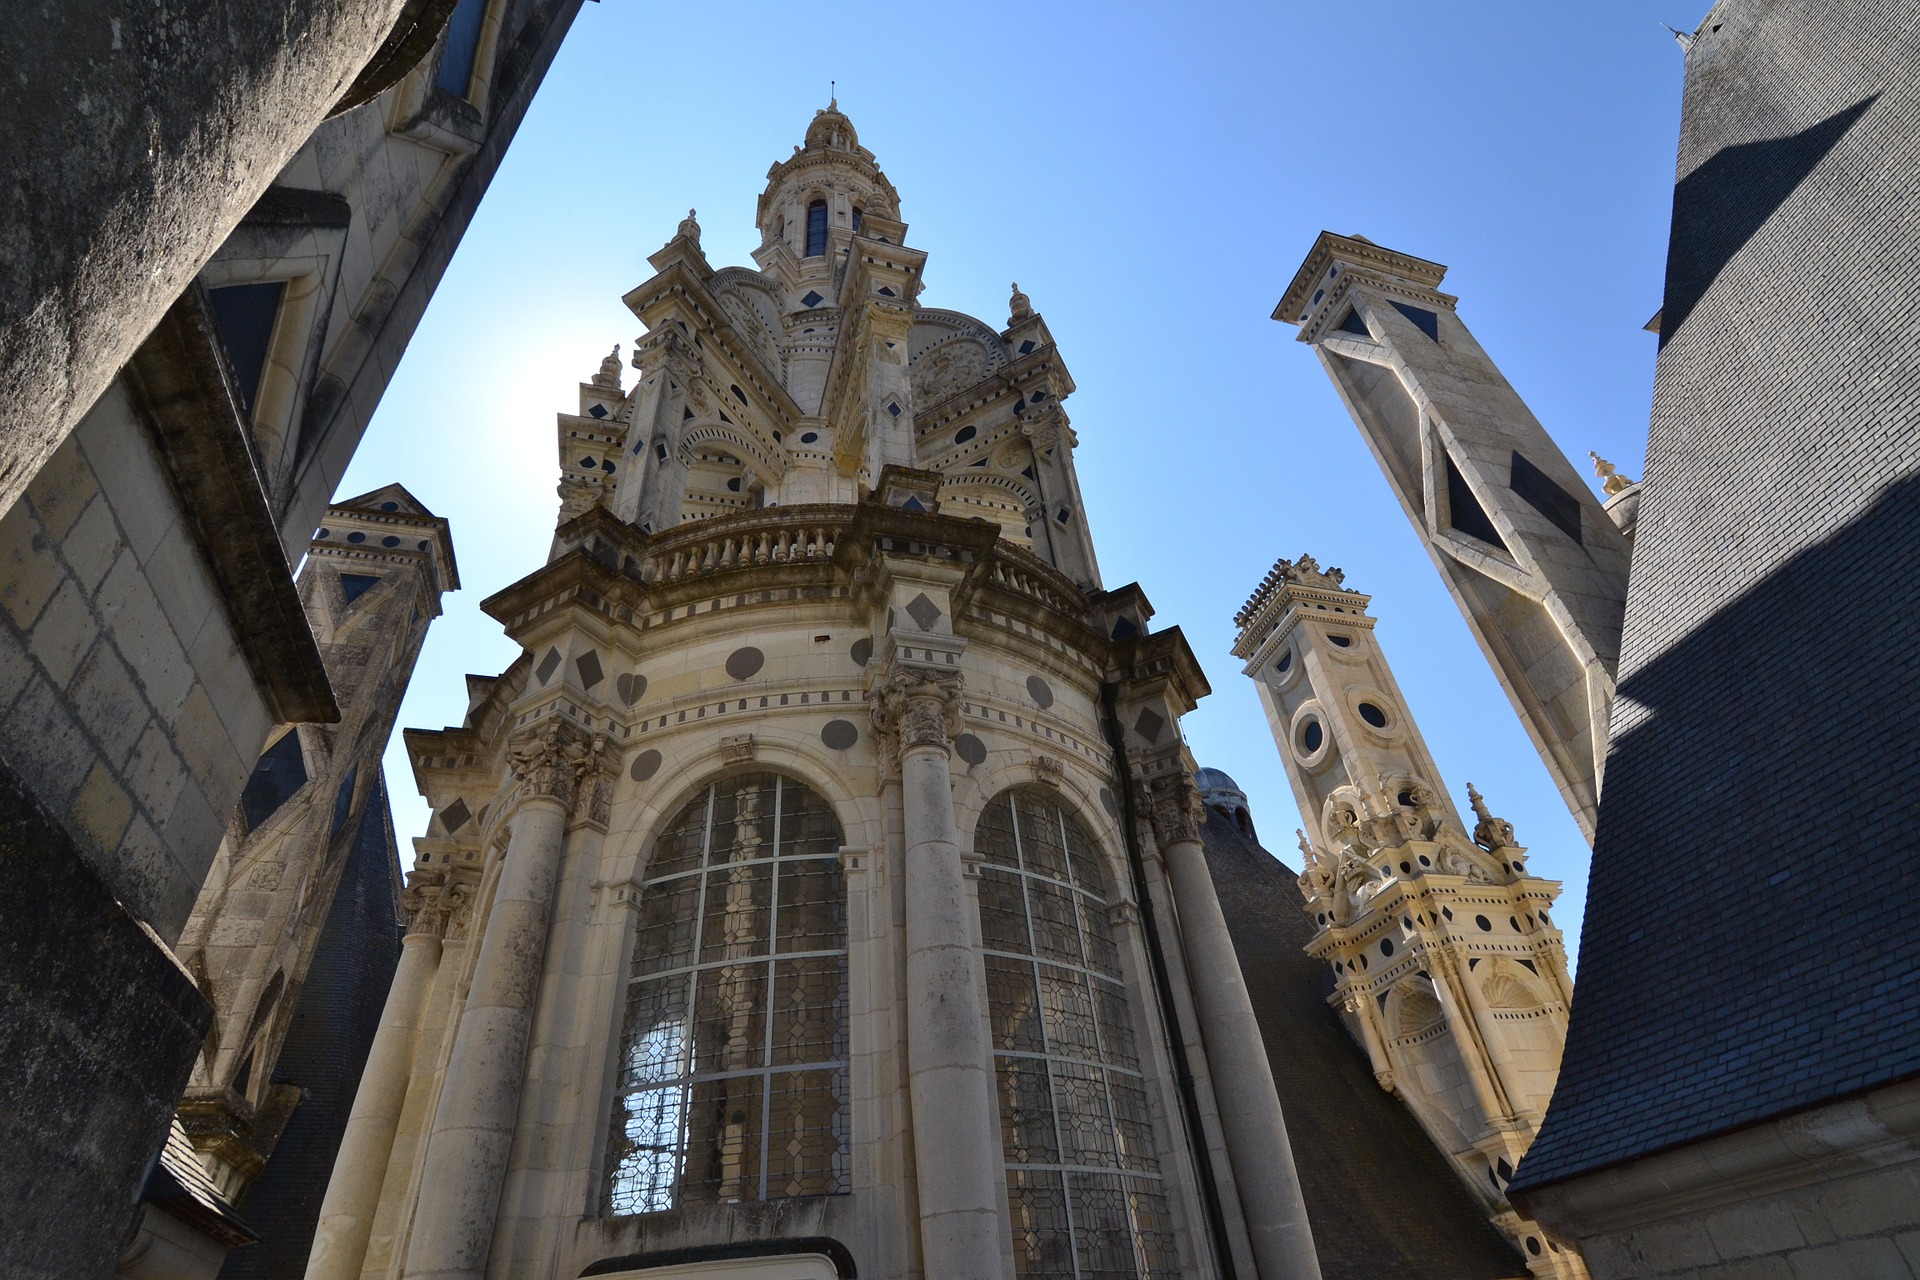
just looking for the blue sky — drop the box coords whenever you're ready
[339,1,1713,969]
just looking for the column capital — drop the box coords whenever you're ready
[1144,768,1207,849]
[401,868,475,940]
[506,719,599,812]
[868,664,963,758]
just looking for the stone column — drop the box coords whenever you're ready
[1148,772,1322,1280]
[305,890,450,1280]
[402,723,596,1280]
[1424,951,1517,1126]
[871,668,1010,1280]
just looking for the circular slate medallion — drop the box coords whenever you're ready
[850,637,872,668]
[1025,675,1055,709]
[725,647,765,680]
[955,734,987,766]
[1099,787,1119,818]
[821,720,859,750]
[616,672,648,706]
[629,749,663,782]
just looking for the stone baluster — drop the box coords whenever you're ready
[870,667,1010,1280]
[1147,771,1323,1280]
[401,723,598,1280]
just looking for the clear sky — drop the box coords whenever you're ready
[338,0,1713,970]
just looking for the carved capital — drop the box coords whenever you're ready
[1144,770,1207,848]
[508,719,597,809]
[868,665,964,758]
[402,868,475,939]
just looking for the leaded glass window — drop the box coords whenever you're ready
[805,200,829,257]
[606,773,849,1215]
[977,789,1178,1280]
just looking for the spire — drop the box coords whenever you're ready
[592,344,622,392]
[1008,282,1032,326]
[1589,450,1635,495]
[1466,783,1518,852]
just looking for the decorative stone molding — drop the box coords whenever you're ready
[719,733,757,765]
[572,734,621,830]
[507,719,596,809]
[868,665,963,758]
[1032,755,1064,787]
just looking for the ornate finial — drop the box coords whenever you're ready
[1465,783,1518,852]
[676,208,700,243]
[1009,281,1032,324]
[1297,828,1314,858]
[592,344,623,390]
[1589,450,1634,496]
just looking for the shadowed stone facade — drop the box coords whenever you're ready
[0,2,576,1274]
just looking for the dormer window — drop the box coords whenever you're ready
[805,200,828,257]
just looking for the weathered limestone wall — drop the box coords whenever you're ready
[0,0,412,521]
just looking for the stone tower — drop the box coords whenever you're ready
[176,486,457,1202]
[1272,234,1630,841]
[306,105,1326,1280]
[1231,554,1580,1278]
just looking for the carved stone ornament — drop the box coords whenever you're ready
[1033,755,1064,786]
[403,868,475,939]
[720,733,757,765]
[572,733,619,827]
[1466,782,1518,852]
[1144,770,1208,848]
[508,719,596,808]
[868,666,963,756]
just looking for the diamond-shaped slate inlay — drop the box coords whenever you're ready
[1026,676,1055,710]
[1390,300,1441,342]
[1018,339,1037,356]
[575,650,604,689]
[589,404,609,419]
[629,749,663,783]
[616,672,648,706]
[801,290,825,308]
[535,647,563,685]
[1133,707,1166,744]
[438,798,472,833]
[725,647,765,680]
[886,401,902,418]
[955,734,988,766]
[904,592,943,631]
[821,720,859,751]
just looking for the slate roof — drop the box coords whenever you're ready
[1511,0,1920,1194]
[1198,806,1525,1279]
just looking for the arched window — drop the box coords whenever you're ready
[805,200,829,257]
[975,788,1176,1279]
[606,772,849,1215]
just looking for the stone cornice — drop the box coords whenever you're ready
[1274,230,1451,327]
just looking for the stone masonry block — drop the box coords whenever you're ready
[70,761,134,851]
[1,672,94,809]
[26,438,101,541]
[173,685,245,797]
[1785,1238,1913,1280]
[1635,1217,1725,1270]
[0,506,62,631]
[74,388,177,562]
[28,579,99,687]
[1705,1200,1811,1260]
[69,644,150,771]
[144,522,218,653]
[61,497,122,594]
[126,722,190,820]
[1818,1166,1920,1239]
[96,549,195,716]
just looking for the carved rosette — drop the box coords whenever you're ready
[868,665,964,760]
[508,720,597,810]
[1144,770,1208,849]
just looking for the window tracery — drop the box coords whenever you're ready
[976,788,1177,1279]
[605,772,848,1215]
